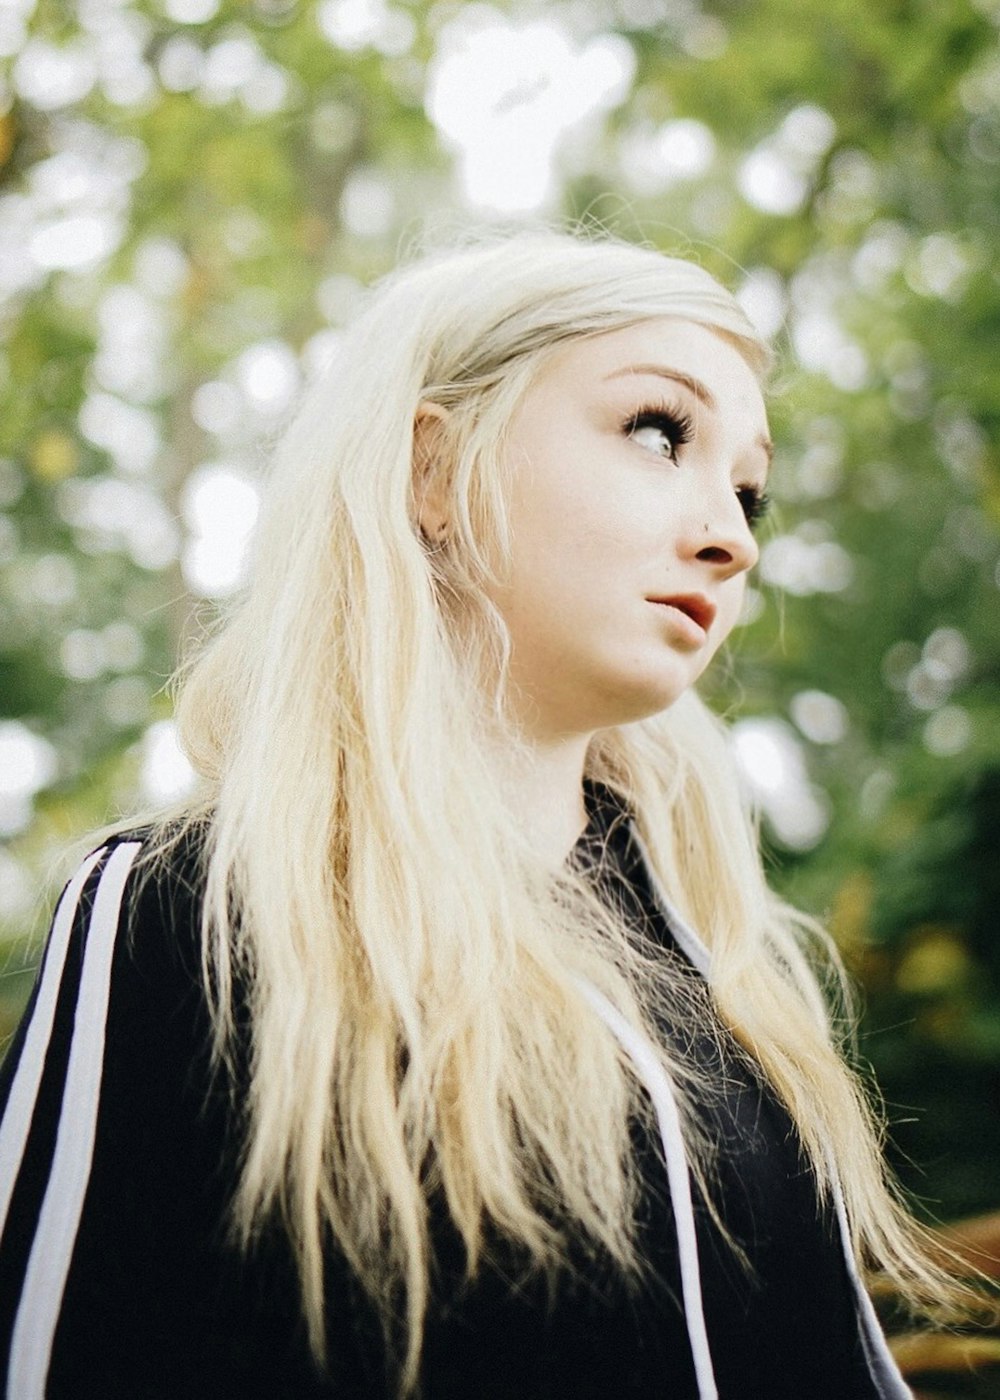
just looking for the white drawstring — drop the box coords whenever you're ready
[583,816,910,1400]
[828,1165,914,1399]
[575,979,719,1400]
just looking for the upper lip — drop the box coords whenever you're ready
[647,593,717,632]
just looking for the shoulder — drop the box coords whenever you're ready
[0,823,212,1130]
[0,823,234,1397]
[82,820,208,921]
[57,822,208,978]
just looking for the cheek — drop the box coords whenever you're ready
[507,477,631,592]
[711,579,748,650]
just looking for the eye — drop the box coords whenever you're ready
[736,484,771,530]
[624,406,694,463]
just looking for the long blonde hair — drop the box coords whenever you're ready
[141,230,955,1387]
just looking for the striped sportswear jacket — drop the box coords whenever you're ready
[0,802,913,1398]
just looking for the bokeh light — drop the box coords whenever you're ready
[732,718,831,850]
[181,464,260,596]
[426,10,634,211]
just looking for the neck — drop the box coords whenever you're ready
[500,731,593,870]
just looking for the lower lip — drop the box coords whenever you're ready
[649,602,708,646]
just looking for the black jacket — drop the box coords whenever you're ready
[0,794,911,1398]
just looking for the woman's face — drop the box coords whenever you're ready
[489,317,772,740]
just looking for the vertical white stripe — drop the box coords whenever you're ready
[629,828,712,979]
[0,847,107,1238]
[7,841,142,1400]
[831,1181,914,1399]
[576,979,719,1400]
[634,821,907,1395]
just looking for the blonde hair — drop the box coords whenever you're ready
[137,230,956,1387]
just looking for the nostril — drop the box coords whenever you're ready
[696,546,733,565]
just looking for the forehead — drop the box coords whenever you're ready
[542,316,767,423]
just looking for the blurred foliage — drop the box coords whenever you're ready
[1,0,999,1388]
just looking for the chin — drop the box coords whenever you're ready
[587,676,695,730]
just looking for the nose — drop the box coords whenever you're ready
[687,488,760,579]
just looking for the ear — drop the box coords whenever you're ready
[412,401,452,542]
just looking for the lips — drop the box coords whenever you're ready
[647,593,717,633]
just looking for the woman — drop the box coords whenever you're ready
[0,230,957,1398]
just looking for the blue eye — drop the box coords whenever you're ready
[624,406,695,462]
[737,485,771,530]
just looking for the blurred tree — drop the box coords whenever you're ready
[1,5,998,1362]
[0,0,450,976]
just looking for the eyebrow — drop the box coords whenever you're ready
[606,363,775,466]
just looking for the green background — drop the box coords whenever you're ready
[1,1,998,1390]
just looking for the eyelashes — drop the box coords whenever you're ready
[623,405,695,460]
[736,485,771,529]
[623,400,771,531]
